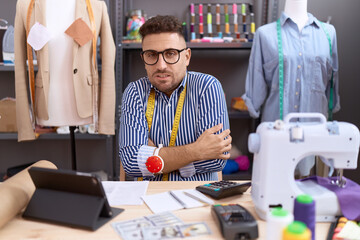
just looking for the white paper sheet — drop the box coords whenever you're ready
[182,189,215,205]
[169,190,204,209]
[102,181,149,206]
[27,22,52,51]
[142,192,184,214]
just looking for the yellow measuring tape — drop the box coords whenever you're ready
[26,0,35,119]
[85,0,97,69]
[84,0,98,132]
[26,0,97,128]
[139,84,187,181]
[145,89,156,130]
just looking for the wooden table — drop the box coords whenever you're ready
[0,181,331,239]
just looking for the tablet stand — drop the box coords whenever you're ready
[23,188,123,230]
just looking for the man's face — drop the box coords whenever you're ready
[141,32,191,97]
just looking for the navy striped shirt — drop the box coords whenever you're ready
[119,71,229,181]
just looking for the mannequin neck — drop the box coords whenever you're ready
[284,0,308,31]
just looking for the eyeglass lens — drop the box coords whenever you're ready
[142,49,184,65]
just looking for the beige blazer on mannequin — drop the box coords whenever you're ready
[14,0,116,141]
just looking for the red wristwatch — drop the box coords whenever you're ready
[146,144,164,174]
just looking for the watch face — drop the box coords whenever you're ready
[146,156,164,173]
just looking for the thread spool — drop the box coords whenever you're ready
[182,22,188,42]
[266,208,294,240]
[291,126,303,140]
[294,194,316,240]
[282,221,311,240]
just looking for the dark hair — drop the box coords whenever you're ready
[139,15,184,40]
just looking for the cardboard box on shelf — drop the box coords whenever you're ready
[231,97,248,111]
[0,98,17,132]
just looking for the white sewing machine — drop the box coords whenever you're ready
[248,113,360,222]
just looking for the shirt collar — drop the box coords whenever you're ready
[280,12,320,28]
[178,72,188,91]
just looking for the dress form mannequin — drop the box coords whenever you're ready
[284,0,308,31]
[39,0,92,170]
[37,0,92,127]
[15,0,116,143]
[242,0,340,176]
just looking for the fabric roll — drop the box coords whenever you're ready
[0,160,57,228]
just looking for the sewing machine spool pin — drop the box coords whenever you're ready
[290,125,304,142]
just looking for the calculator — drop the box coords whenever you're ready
[211,203,258,240]
[195,180,251,199]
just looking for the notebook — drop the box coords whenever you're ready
[142,189,214,214]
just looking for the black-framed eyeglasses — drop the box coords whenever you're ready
[141,48,187,65]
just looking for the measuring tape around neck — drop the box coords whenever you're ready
[26,0,97,128]
[276,19,284,120]
[139,83,187,181]
[319,21,334,121]
[276,18,334,121]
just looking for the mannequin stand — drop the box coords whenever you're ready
[69,126,77,170]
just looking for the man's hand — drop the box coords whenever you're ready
[151,124,231,173]
[193,124,232,160]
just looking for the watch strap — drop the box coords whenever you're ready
[154,144,163,156]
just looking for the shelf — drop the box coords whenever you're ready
[228,109,252,119]
[0,132,112,140]
[120,42,252,50]
[188,42,252,49]
[0,65,38,72]
[0,65,101,72]
[120,42,141,49]
[223,169,252,180]
[0,65,15,71]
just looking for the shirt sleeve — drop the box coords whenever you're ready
[137,145,156,177]
[119,82,154,177]
[327,23,340,113]
[98,1,116,135]
[14,0,36,141]
[242,28,268,119]
[179,163,196,178]
[186,77,228,176]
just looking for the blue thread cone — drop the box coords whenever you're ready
[294,194,315,240]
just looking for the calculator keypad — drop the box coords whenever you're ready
[196,180,251,199]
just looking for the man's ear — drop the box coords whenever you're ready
[185,48,191,66]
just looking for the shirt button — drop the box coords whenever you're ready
[169,130,172,133]
[73,68,78,74]
[168,104,171,108]
[296,92,299,95]
[296,78,300,82]
[294,105,298,109]
[297,65,301,69]
[299,52,302,56]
